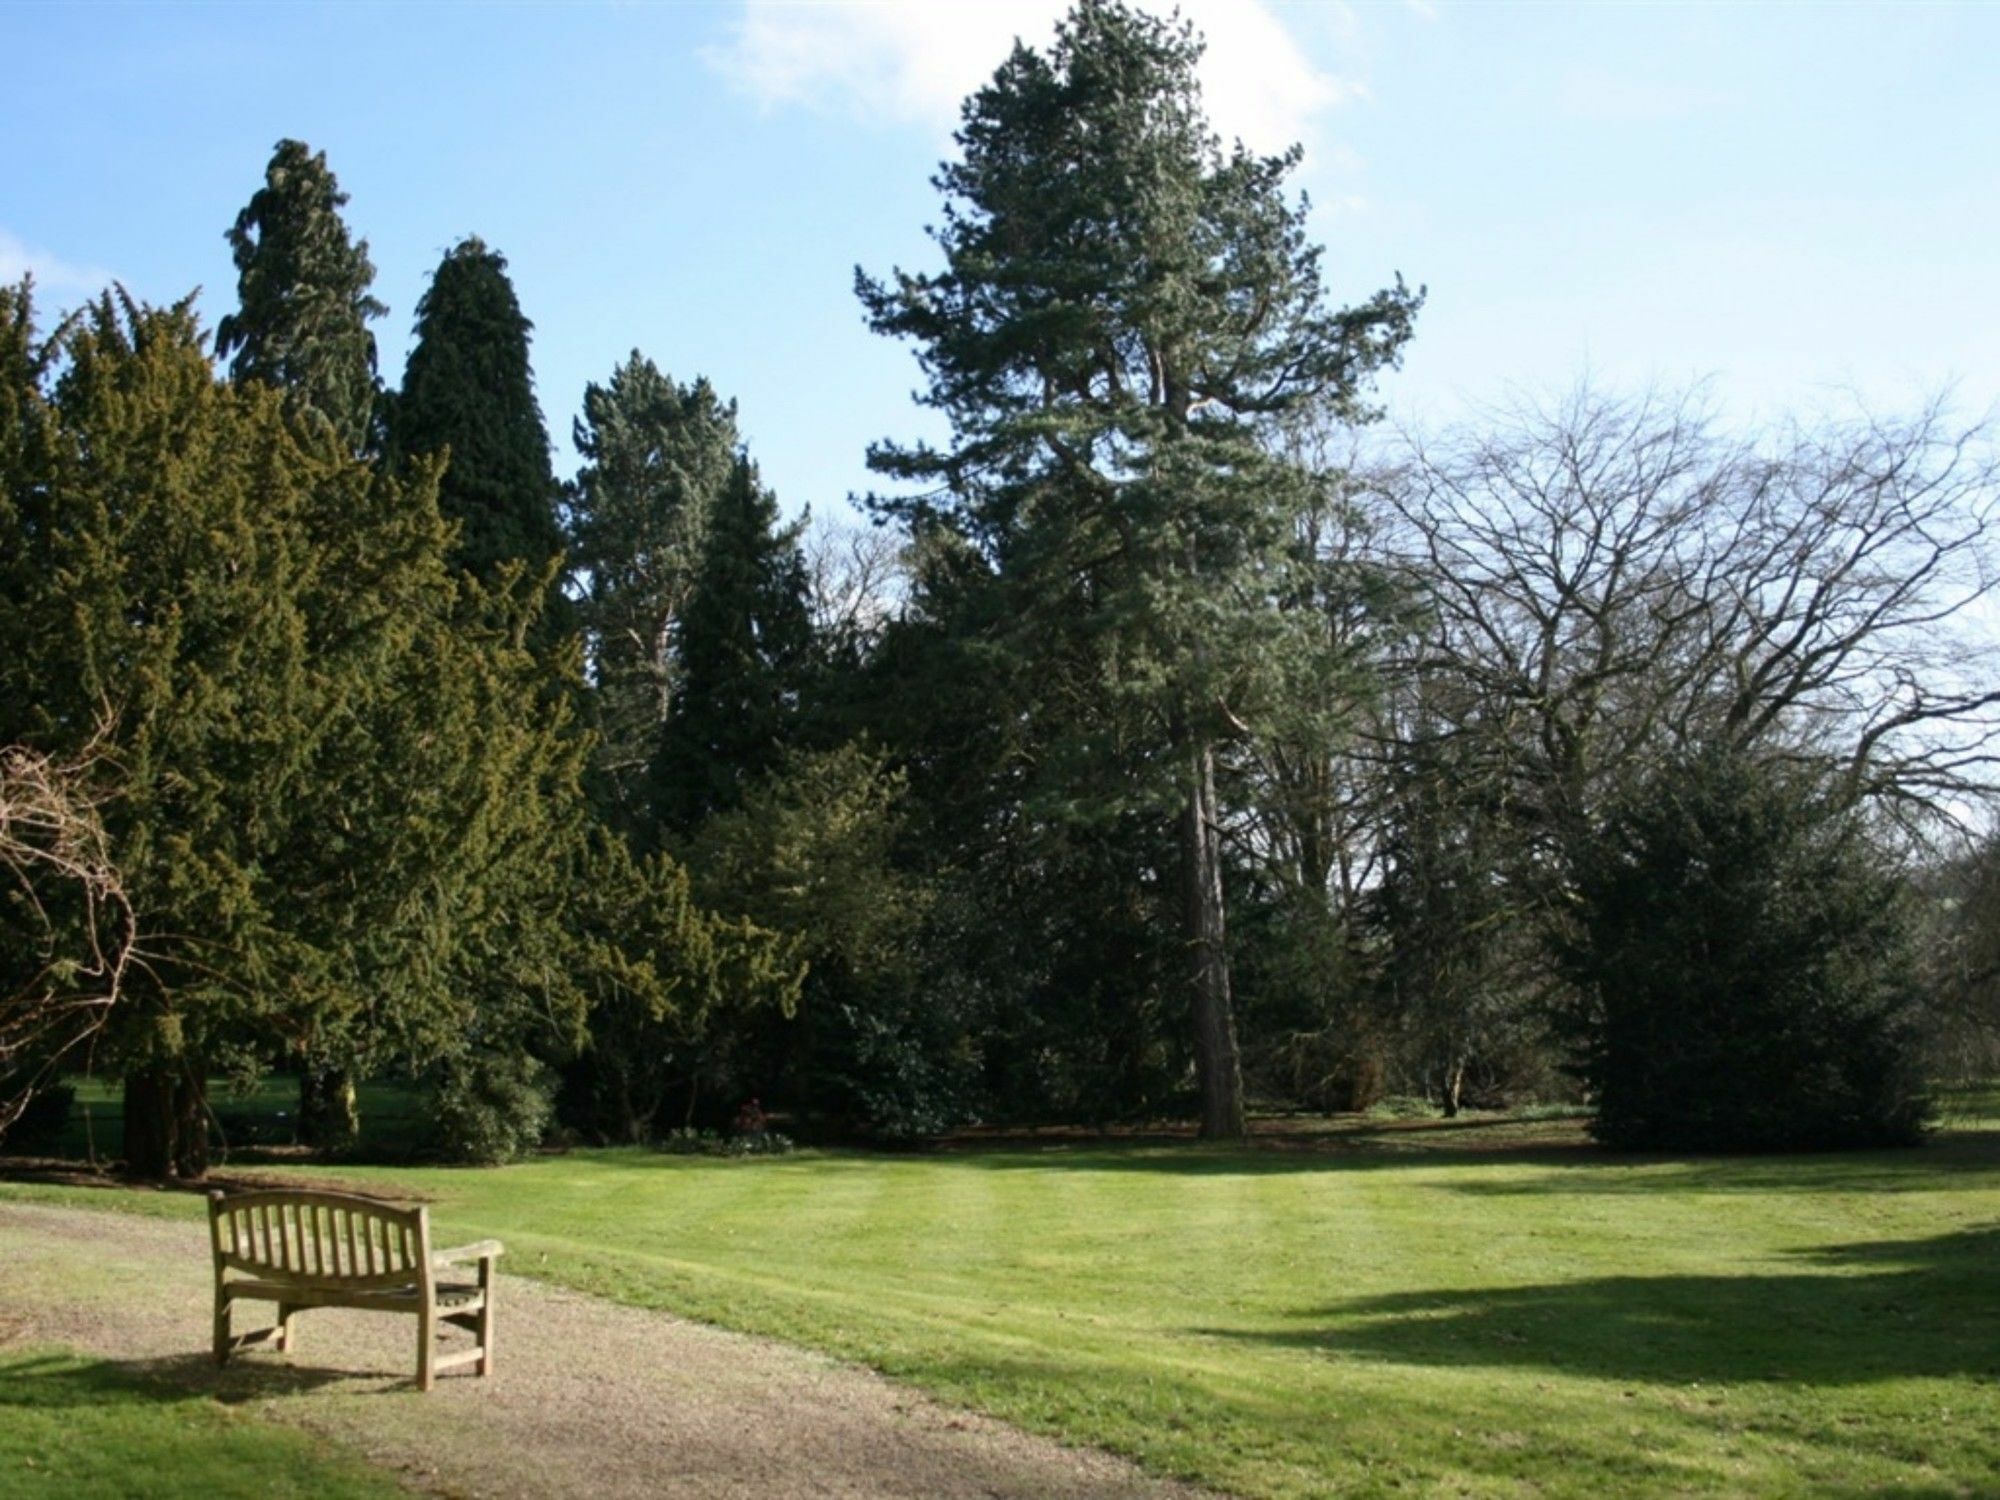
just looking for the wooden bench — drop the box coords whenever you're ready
[208,1188,502,1391]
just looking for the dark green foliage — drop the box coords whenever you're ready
[857,0,1419,1137]
[567,354,740,830]
[215,140,386,454]
[1232,892,1383,1114]
[971,820,1190,1125]
[296,1065,359,1153]
[429,1049,556,1165]
[1559,747,1933,1151]
[558,831,802,1144]
[849,537,1193,1127]
[391,238,563,589]
[651,455,813,836]
[0,283,592,1174]
[0,287,337,1172]
[1368,719,1551,1114]
[1927,832,2000,1081]
[688,744,969,1137]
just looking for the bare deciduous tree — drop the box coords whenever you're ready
[0,739,134,1133]
[1376,389,2000,862]
[803,514,905,660]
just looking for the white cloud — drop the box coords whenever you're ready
[705,0,1361,161]
[0,230,112,298]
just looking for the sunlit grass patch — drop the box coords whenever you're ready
[0,1346,405,1499]
[7,1108,1999,1498]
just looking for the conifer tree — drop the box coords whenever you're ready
[567,354,740,828]
[858,0,1419,1136]
[215,139,385,454]
[0,283,591,1175]
[391,237,563,590]
[213,137,390,1140]
[651,454,813,837]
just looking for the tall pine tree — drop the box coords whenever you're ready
[651,454,813,837]
[214,139,385,454]
[858,0,1419,1136]
[567,354,740,828]
[391,237,563,591]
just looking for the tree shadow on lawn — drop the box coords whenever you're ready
[1198,1224,2000,1387]
[1438,1129,2000,1198]
[0,1347,370,1411]
[937,1128,2000,1195]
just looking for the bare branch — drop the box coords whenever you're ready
[0,734,134,1134]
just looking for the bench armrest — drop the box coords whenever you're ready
[432,1239,505,1268]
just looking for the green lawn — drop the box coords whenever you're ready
[0,1347,404,1499]
[6,1099,1999,1498]
[41,1074,430,1162]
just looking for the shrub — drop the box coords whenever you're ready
[1559,747,1932,1151]
[429,1050,555,1165]
[657,1126,795,1157]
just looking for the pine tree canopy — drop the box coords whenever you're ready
[214,138,385,454]
[392,236,564,589]
[651,452,813,837]
[857,0,1420,1138]
[567,352,741,823]
[858,0,1418,768]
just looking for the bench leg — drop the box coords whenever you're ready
[478,1259,496,1377]
[276,1303,298,1353]
[416,1300,436,1392]
[213,1293,231,1368]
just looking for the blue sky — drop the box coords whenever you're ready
[4,1,1995,521]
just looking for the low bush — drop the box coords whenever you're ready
[429,1051,556,1165]
[657,1126,796,1157]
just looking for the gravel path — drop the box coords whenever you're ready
[0,1201,1218,1500]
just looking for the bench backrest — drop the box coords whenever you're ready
[208,1188,433,1292]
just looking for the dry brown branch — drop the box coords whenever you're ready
[0,737,134,1133]
[1372,389,2000,849]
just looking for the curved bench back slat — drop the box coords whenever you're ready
[209,1189,431,1290]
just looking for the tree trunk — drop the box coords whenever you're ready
[122,1067,209,1178]
[298,1061,360,1152]
[1182,739,1245,1139]
[172,1072,209,1178]
[1440,1057,1465,1118]
[122,1068,174,1178]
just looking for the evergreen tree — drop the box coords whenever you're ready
[0,283,590,1175]
[1558,746,1932,1150]
[214,139,385,454]
[3,286,341,1174]
[857,0,1419,1136]
[213,136,391,1142]
[687,743,951,1137]
[651,454,813,837]
[391,237,563,590]
[566,354,740,828]
[560,828,803,1144]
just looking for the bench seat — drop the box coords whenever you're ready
[223,1278,485,1313]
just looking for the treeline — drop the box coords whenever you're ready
[5,1,1998,1168]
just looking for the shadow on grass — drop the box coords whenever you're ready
[932,1129,2000,1191]
[1199,1224,2000,1387]
[0,1347,378,1411]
